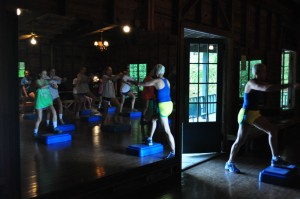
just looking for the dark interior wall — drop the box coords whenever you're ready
[18,32,177,92]
[0,1,20,198]
[19,0,300,133]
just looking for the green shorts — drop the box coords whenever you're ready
[158,101,173,117]
[238,108,261,125]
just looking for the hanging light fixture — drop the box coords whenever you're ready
[123,25,131,33]
[94,32,109,51]
[30,36,37,45]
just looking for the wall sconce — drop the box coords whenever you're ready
[94,32,109,51]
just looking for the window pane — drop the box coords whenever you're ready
[190,64,198,83]
[198,103,207,122]
[208,64,217,83]
[239,61,249,98]
[249,60,261,79]
[18,62,25,78]
[208,84,217,102]
[189,84,199,102]
[189,103,199,123]
[199,64,207,83]
[284,66,289,84]
[190,44,199,63]
[200,44,208,63]
[209,44,218,63]
[207,103,217,122]
[284,54,289,67]
[198,84,207,103]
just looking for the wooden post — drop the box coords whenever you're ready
[0,1,20,198]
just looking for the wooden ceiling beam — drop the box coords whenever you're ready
[181,0,200,19]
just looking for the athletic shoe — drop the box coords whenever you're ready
[164,152,175,159]
[53,128,62,134]
[140,119,149,125]
[143,137,153,145]
[33,132,39,138]
[225,161,240,173]
[271,156,294,168]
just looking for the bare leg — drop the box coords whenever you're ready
[49,105,57,128]
[46,108,51,126]
[228,124,250,162]
[98,96,102,109]
[149,118,158,138]
[111,97,121,113]
[142,100,149,116]
[252,116,278,157]
[120,95,125,113]
[34,109,43,130]
[128,92,136,111]
[86,91,98,108]
[56,97,64,124]
[160,117,175,152]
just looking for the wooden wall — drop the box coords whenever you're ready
[1,1,20,198]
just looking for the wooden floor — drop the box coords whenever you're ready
[20,109,172,199]
[20,108,300,199]
[124,129,300,199]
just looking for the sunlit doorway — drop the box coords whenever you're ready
[182,29,224,170]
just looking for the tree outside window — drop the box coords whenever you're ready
[281,50,296,109]
[239,60,262,98]
[129,63,147,95]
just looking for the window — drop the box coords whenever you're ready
[239,59,262,98]
[129,63,147,94]
[281,50,296,109]
[18,62,25,78]
[189,43,218,123]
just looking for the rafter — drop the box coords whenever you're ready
[181,0,200,19]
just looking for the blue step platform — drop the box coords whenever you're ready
[121,111,142,118]
[47,141,72,151]
[101,123,131,133]
[80,109,92,116]
[259,165,299,186]
[37,133,72,145]
[56,124,75,132]
[108,106,116,113]
[81,115,102,123]
[23,113,37,120]
[127,143,164,157]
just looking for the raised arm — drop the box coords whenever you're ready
[138,78,160,89]
[247,79,299,92]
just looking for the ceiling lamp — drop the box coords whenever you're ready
[16,8,22,16]
[30,36,37,45]
[94,32,109,51]
[123,25,131,33]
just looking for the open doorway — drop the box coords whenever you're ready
[182,28,225,170]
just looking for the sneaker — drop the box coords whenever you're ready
[225,162,240,173]
[271,156,293,168]
[33,132,39,138]
[59,119,65,125]
[143,137,153,145]
[140,119,149,125]
[164,152,175,159]
[53,128,62,134]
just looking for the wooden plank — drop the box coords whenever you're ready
[181,0,200,19]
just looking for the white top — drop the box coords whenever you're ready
[48,78,60,100]
[102,75,116,98]
[76,73,90,94]
[120,75,135,93]
[72,78,78,94]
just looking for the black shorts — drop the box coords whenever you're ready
[121,91,130,96]
[102,97,111,102]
